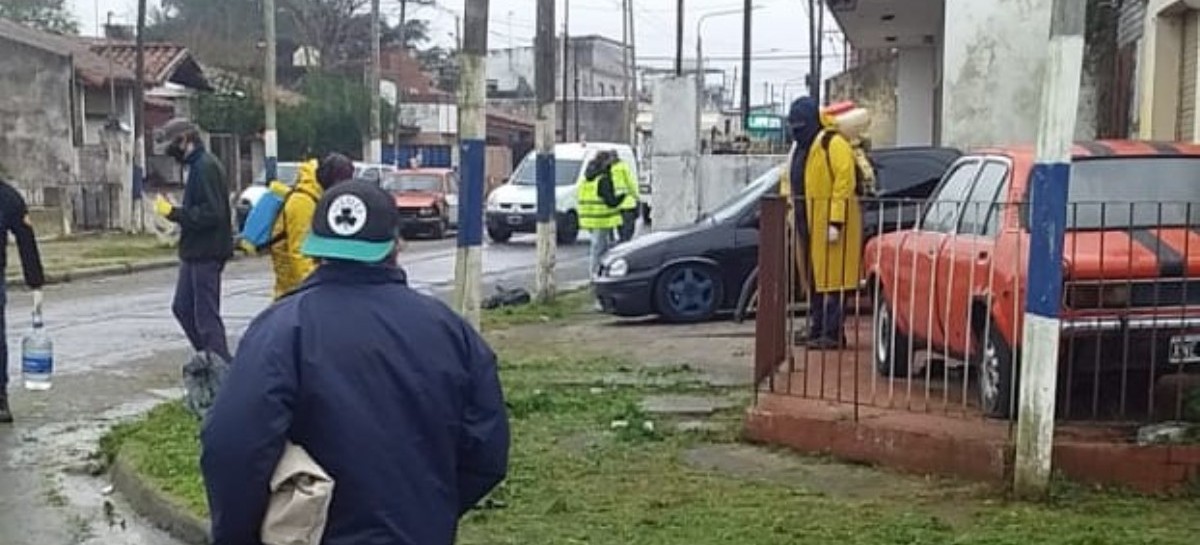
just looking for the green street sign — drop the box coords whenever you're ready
[747,114,783,131]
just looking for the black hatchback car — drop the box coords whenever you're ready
[593,146,962,323]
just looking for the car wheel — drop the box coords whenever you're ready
[431,217,448,239]
[733,267,758,323]
[487,225,513,244]
[557,211,580,245]
[655,263,723,323]
[976,324,1018,419]
[873,292,911,377]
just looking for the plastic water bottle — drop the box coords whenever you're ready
[21,310,53,391]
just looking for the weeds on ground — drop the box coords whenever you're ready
[480,289,591,331]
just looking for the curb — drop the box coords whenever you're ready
[6,255,254,287]
[110,449,210,545]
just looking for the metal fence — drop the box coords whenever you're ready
[70,183,122,232]
[755,195,1200,425]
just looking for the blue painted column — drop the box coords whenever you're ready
[453,1,489,329]
[1015,0,1086,498]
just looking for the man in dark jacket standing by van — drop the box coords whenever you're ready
[200,181,509,545]
[154,119,234,362]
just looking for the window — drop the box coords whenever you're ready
[958,161,1009,237]
[921,161,981,233]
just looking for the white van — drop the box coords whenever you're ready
[485,142,638,244]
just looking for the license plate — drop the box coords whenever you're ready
[1168,334,1200,364]
[506,215,523,225]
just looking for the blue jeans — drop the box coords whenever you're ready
[809,292,845,341]
[172,260,231,361]
[589,229,613,276]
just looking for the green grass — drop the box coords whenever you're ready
[102,402,208,517]
[481,289,592,331]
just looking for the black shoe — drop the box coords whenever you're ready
[806,337,842,350]
[0,394,12,424]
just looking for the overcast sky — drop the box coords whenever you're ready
[71,0,845,109]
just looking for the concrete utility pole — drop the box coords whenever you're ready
[368,0,383,164]
[622,0,631,143]
[562,1,570,140]
[628,0,639,144]
[1014,0,1086,499]
[741,0,752,130]
[454,0,489,329]
[674,0,684,76]
[263,0,278,183]
[534,0,557,304]
[133,0,147,230]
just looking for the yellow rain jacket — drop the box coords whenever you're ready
[270,159,322,299]
[780,124,863,294]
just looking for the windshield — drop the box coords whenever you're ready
[706,166,781,224]
[254,165,300,186]
[1066,158,1200,230]
[509,154,584,186]
[383,174,442,193]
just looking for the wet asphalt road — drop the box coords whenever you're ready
[0,235,591,544]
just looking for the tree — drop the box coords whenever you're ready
[148,0,267,70]
[279,0,370,69]
[0,0,78,34]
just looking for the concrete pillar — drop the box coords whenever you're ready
[650,76,699,230]
[896,47,937,146]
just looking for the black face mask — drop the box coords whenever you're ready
[166,139,188,163]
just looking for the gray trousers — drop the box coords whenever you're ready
[172,260,231,362]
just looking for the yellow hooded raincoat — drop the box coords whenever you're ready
[779,120,863,294]
[270,159,323,299]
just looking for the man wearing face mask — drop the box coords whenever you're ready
[154,119,234,362]
[201,180,509,545]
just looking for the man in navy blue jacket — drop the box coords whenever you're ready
[200,180,510,545]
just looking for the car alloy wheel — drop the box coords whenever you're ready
[975,325,1016,419]
[872,293,910,377]
[656,264,721,323]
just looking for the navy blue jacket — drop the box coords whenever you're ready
[200,263,509,545]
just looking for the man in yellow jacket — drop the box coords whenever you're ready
[779,97,863,349]
[610,153,640,243]
[269,153,356,299]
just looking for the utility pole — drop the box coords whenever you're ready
[263,0,278,183]
[573,39,580,140]
[814,0,824,105]
[741,0,751,130]
[622,0,631,144]
[455,0,489,329]
[807,0,818,99]
[1014,0,1085,499]
[562,1,570,140]
[368,0,383,163]
[674,0,684,76]
[534,0,557,304]
[628,1,639,144]
[397,0,408,166]
[133,0,146,231]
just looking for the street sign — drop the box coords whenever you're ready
[747,114,783,131]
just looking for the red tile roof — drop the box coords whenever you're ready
[0,18,136,87]
[379,46,447,100]
[83,41,204,88]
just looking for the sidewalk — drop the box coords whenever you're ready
[5,233,180,286]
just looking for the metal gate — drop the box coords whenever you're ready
[1177,10,1198,142]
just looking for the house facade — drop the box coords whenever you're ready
[1137,0,1200,141]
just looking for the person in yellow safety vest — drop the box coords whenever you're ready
[778,97,864,350]
[269,153,356,299]
[578,151,625,275]
[609,152,640,243]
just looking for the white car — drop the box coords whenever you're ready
[235,162,397,230]
[485,142,638,244]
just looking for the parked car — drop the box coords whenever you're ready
[381,168,460,239]
[866,141,1200,419]
[486,142,639,244]
[592,146,961,323]
[355,163,398,184]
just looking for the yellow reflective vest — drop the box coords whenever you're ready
[577,176,623,230]
[611,159,639,211]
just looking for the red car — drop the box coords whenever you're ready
[381,168,460,239]
[866,141,1200,418]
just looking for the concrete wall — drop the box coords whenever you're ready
[487,37,630,99]
[1139,0,1200,141]
[0,38,77,203]
[941,0,1057,148]
[651,76,699,230]
[827,55,899,148]
[896,48,937,145]
[695,155,784,214]
[487,98,631,143]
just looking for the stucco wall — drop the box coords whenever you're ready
[826,55,898,148]
[488,98,631,143]
[696,155,784,214]
[897,48,937,146]
[0,38,77,202]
